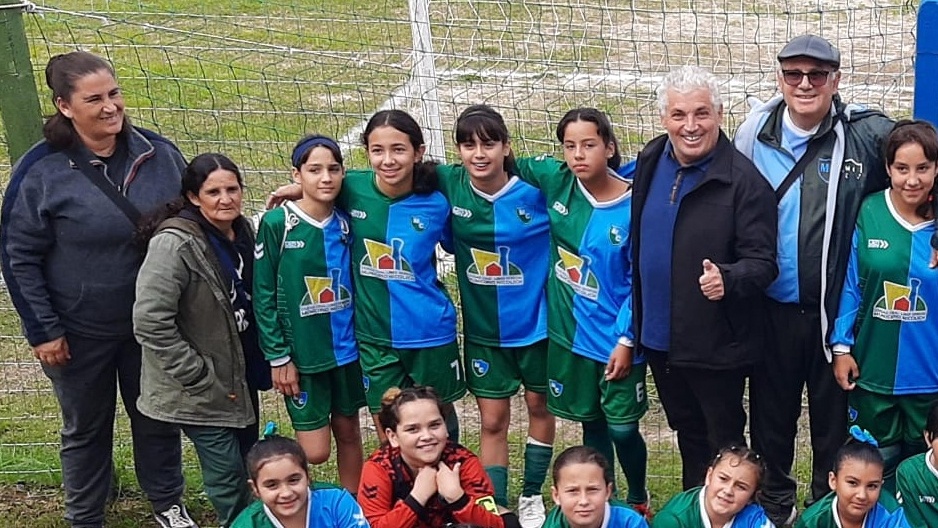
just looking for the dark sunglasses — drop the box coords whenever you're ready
[780,69,834,87]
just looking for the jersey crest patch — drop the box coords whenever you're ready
[873,279,927,322]
[471,359,490,377]
[411,215,427,231]
[608,225,625,245]
[555,247,599,300]
[549,379,563,397]
[848,405,858,422]
[300,269,352,317]
[467,246,524,286]
[291,391,308,409]
[516,206,532,224]
[817,157,831,183]
[843,158,864,180]
[360,238,415,281]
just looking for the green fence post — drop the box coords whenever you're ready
[0,0,42,164]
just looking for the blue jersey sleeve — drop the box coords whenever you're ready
[614,234,635,348]
[315,488,370,528]
[830,228,862,350]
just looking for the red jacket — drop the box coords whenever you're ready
[358,442,503,528]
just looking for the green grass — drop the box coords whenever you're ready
[0,0,909,524]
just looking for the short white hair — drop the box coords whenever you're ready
[656,66,723,116]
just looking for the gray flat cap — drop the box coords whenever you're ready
[777,35,840,68]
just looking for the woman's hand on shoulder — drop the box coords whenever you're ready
[266,183,302,209]
[32,336,70,367]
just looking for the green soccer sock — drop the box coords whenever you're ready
[608,422,648,504]
[485,465,509,506]
[582,419,616,493]
[444,408,460,444]
[521,439,553,497]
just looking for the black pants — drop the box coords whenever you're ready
[645,348,747,490]
[41,334,184,528]
[749,301,847,519]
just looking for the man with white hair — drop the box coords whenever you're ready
[631,65,778,489]
[734,34,896,526]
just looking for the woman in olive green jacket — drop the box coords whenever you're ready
[133,153,270,526]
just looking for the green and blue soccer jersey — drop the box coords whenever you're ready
[514,155,636,364]
[436,165,549,347]
[896,450,938,528]
[652,487,773,528]
[339,169,457,348]
[230,486,368,528]
[253,202,357,373]
[795,491,910,528]
[831,191,938,395]
[543,501,648,528]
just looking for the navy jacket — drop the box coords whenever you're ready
[631,132,778,369]
[1,127,185,345]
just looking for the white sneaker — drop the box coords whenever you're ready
[518,494,546,528]
[154,503,199,528]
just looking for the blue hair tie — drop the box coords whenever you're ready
[291,136,340,168]
[262,421,278,439]
[848,425,879,447]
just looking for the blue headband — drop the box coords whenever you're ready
[262,421,278,439]
[848,425,879,447]
[291,136,340,168]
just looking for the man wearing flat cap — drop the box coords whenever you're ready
[735,34,895,526]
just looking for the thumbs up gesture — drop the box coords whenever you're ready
[699,259,724,301]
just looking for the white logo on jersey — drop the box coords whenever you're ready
[867,239,889,249]
[452,206,472,218]
[253,242,265,260]
[350,209,367,219]
[872,279,928,322]
[283,240,305,249]
[843,158,864,180]
[552,201,568,216]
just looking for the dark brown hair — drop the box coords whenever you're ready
[42,51,130,150]
[884,119,938,220]
[362,110,438,194]
[551,445,613,486]
[377,386,445,433]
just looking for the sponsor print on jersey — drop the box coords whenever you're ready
[554,246,599,300]
[359,238,415,281]
[300,269,352,317]
[872,279,927,322]
[452,205,472,219]
[549,379,564,397]
[466,246,524,286]
[867,238,889,249]
[471,359,490,377]
[292,391,308,409]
